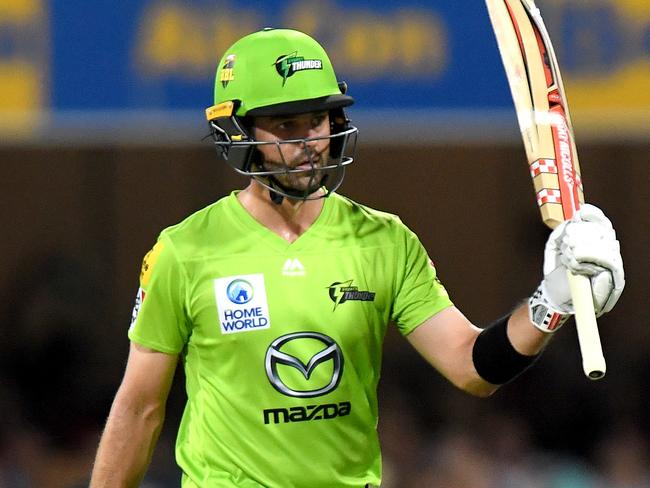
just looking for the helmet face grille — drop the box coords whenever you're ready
[209,119,358,201]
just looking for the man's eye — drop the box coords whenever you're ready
[312,115,326,127]
[277,121,294,130]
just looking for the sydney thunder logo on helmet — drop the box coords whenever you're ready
[274,51,323,86]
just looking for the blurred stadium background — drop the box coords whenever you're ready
[1,0,648,486]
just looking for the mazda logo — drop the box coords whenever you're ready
[265,332,344,398]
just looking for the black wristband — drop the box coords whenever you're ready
[472,314,540,385]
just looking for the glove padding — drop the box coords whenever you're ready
[542,203,625,318]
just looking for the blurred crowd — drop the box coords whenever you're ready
[1,252,648,488]
[379,403,650,488]
[1,392,649,488]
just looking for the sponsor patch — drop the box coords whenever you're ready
[129,287,146,330]
[214,274,271,334]
[140,241,164,287]
[265,332,343,398]
[263,401,351,425]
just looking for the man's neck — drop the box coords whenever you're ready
[237,181,325,243]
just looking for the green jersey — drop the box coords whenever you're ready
[128,191,452,488]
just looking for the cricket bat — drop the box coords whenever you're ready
[485,0,606,379]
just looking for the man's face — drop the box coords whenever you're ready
[253,111,331,193]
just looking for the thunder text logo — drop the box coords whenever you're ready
[274,51,322,86]
[327,280,376,311]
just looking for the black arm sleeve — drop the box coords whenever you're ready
[472,314,540,385]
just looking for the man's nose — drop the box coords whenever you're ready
[305,132,320,148]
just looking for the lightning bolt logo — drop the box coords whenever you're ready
[328,280,354,311]
[274,51,300,86]
[327,280,376,311]
[273,52,322,86]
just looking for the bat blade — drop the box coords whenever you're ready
[486,0,606,380]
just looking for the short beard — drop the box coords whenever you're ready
[261,150,329,194]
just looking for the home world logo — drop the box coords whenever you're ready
[214,274,271,334]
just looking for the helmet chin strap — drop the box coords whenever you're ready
[251,155,331,204]
[257,173,330,205]
[269,187,284,205]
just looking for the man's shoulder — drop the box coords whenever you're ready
[330,193,405,229]
[157,193,235,251]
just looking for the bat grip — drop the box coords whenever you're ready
[566,270,606,380]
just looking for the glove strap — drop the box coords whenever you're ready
[528,285,571,333]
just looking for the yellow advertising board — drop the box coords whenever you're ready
[0,0,48,136]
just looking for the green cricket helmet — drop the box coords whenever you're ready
[206,28,358,201]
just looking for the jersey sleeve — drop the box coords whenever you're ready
[391,223,453,336]
[128,234,191,354]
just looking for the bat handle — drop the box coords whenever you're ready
[566,270,606,380]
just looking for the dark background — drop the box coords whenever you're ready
[1,140,648,486]
[3,0,649,484]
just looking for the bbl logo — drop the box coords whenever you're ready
[274,51,322,86]
[227,279,253,305]
[219,54,236,88]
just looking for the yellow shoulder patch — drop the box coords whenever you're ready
[140,241,164,287]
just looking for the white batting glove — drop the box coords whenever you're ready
[529,204,625,332]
